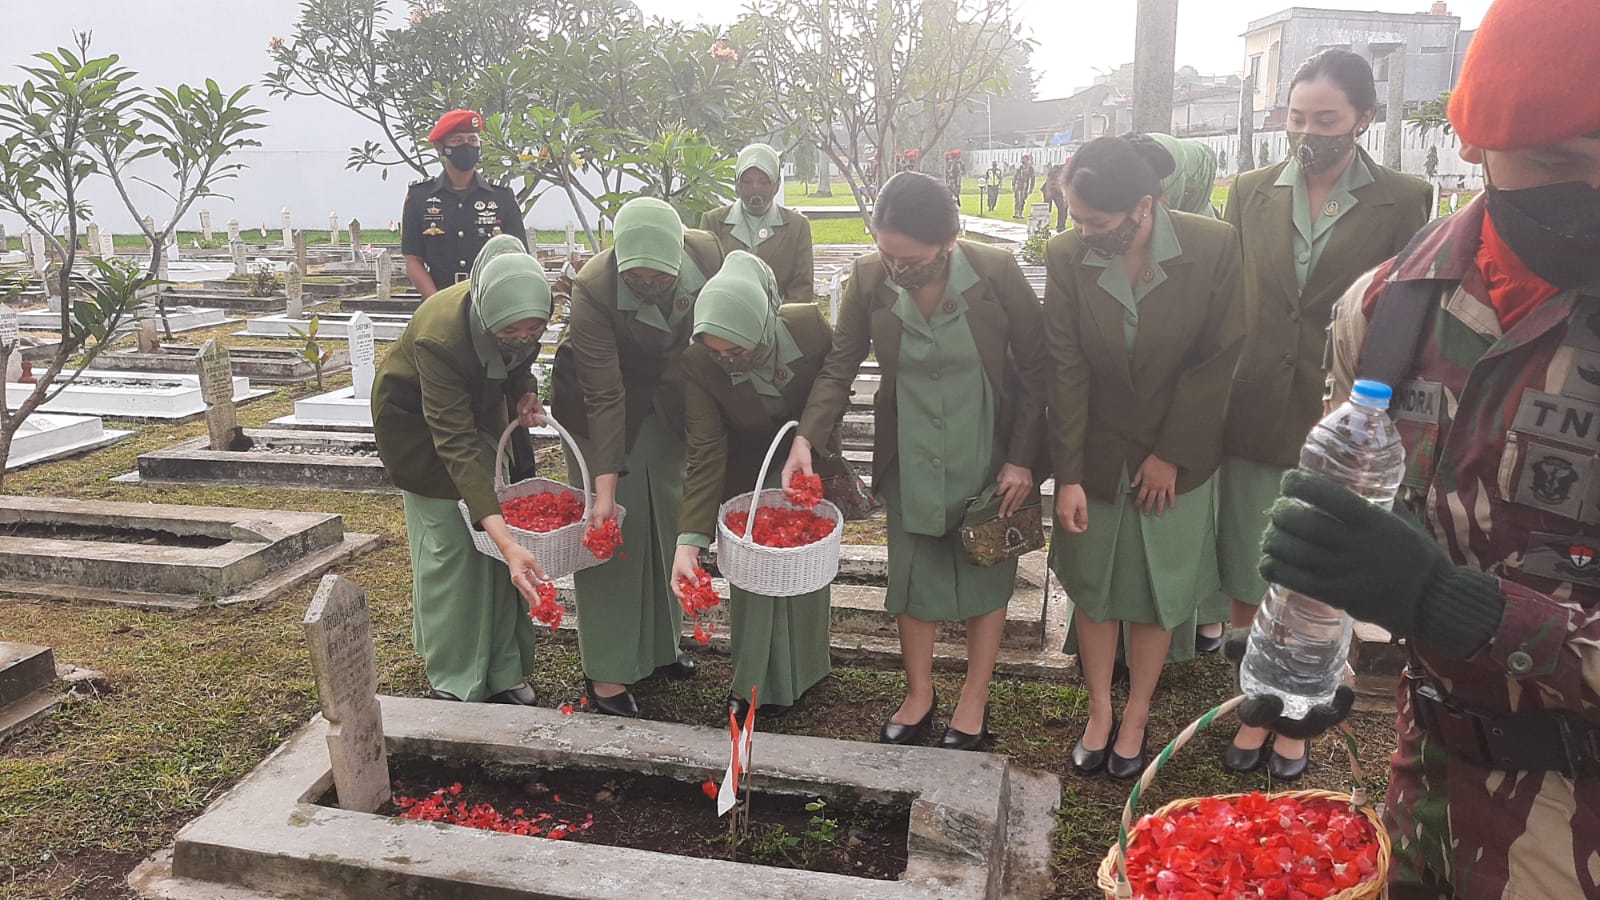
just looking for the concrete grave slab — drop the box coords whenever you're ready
[7,413,131,470]
[120,429,392,493]
[96,345,352,385]
[18,306,230,334]
[0,642,63,743]
[242,312,409,342]
[0,496,379,610]
[129,698,1059,900]
[4,369,269,420]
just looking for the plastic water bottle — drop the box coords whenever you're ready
[1240,379,1406,719]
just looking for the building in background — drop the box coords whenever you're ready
[1243,3,1474,129]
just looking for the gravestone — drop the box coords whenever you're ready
[301,574,390,813]
[328,212,340,246]
[281,208,293,249]
[349,312,376,401]
[200,210,213,242]
[27,232,47,276]
[348,219,363,261]
[294,230,309,274]
[375,250,392,301]
[86,223,103,258]
[195,339,240,451]
[227,218,241,244]
[564,221,576,258]
[230,241,248,277]
[136,320,160,355]
[285,262,304,319]
[0,224,6,252]
[1,305,18,384]
[156,251,169,285]
[99,230,115,259]
[1028,202,1051,231]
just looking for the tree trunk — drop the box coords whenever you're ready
[1384,48,1407,170]
[1238,74,1256,173]
[1133,0,1180,135]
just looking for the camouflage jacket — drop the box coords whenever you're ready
[1328,195,1600,898]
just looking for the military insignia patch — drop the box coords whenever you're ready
[474,200,486,211]
[758,227,770,240]
[1508,434,1596,520]
[487,200,498,210]
[942,301,956,314]
[422,226,445,236]
[426,206,442,216]
[775,368,788,382]
[1523,532,1600,586]
[675,297,690,310]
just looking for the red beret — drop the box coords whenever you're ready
[427,109,483,143]
[1450,0,1600,151]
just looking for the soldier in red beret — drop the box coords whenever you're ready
[1244,0,1600,895]
[401,109,527,299]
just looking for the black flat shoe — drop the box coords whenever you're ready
[1194,630,1224,655]
[654,652,697,680]
[1222,738,1268,774]
[427,688,461,702]
[880,692,937,745]
[1071,717,1118,775]
[585,679,639,718]
[485,682,537,706]
[1266,741,1309,781]
[1107,728,1150,780]
[939,707,992,751]
[727,695,751,722]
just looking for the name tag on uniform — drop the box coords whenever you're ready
[1522,532,1600,587]
[1392,379,1444,425]
[1512,390,1600,447]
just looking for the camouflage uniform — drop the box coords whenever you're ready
[1327,195,1600,899]
[1012,161,1036,219]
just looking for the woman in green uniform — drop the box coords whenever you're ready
[372,235,553,705]
[550,197,725,717]
[784,171,1048,750]
[1047,135,1245,779]
[699,143,815,304]
[1150,133,1220,219]
[670,250,845,719]
[1218,49,1431,778]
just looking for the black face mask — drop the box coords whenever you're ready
[442,143,481,172]
[1487,178,1600,290]
[884,250,949,291]
[1081,213,1142,259]
[1288,131,1357,176]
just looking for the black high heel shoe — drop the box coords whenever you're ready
[880,692,937,745]
[585,679,639,718]
[1222,731,1270,774]
[939,706,992,751]
[1266,736,1309,781]
[1107,724,1150,780]
[1071,717,1118,775]
[654,651,697,680]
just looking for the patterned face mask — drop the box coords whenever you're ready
[714,342,773,377]
[623,272,678,301]
[1080,213,1142,259]
[884,249,949,290]
[1288,130,1357,176]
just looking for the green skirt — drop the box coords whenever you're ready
[1216,456,1288,606]
[1050,472,1220,633]
[570,413,685,684]
[882,466,1016,623]
[403,491,538,701]
[726,465,832,707]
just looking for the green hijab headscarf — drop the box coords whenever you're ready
[728,143,785,248]
[466,236,551,377]
[693,250,794,398]
[1150,133,1219,218]
[614,197,685,275]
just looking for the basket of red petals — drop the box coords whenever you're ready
[458,417,625,579]
[716,421,843,596]
[1098,696,1390,900]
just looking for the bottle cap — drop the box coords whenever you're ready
[1351,379,1393,409]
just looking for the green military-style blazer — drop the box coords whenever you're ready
[1222,148,1431,467]
[371,280,539,524]
[549,230,724,477]
[1045,211,1246,503]
[798,239,1049,489]
[698,205,816,304]
[678,304,849,539]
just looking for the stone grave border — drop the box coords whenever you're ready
[129,697,1060,899]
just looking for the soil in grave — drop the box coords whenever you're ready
[0,520,228,547]
[252,440,379,457]
[328,756,912,881]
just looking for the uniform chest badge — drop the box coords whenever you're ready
[474,200,486,211]
[1323,200,1340,217]
[758,227,770,239]
[487,200,498,210]
[423,225,445,236]
[775,368,789,382]
[675,297,690,310]
[942,301,956,314]
[426,206,442,216]
[425,196,442,205]
[1571,544,1596,569]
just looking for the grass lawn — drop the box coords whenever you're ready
[1,256,1387,900]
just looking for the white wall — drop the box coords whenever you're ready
[1,2,603,235]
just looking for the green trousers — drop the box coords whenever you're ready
[571,414,685,684]
[403,491,538,701]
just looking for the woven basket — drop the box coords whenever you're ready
[1096,696,1391,900]
[457,417,625,579]
[715,420,843,597]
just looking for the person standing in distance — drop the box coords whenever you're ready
[699,143,815,304]
[401,109,527,299]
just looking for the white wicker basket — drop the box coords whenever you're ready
[715,421,843,597]
[457,416,625,578]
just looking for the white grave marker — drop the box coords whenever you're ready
[281,207,293,249]
[86,223,103,258]
[348,219,363,261]
[230,241,248,277]
[1,305,18,384]
[136,319,161,354]
[294,229,309,274]
[302,574,390,814]
[99,230,115,259]
[285,262,304,319]
[227,217,241,243]
[200,209,213,242]
[328,212,340,246]
[349,312,376,401]
[27,231,47,276]
[376,249,392,301]
[195,339,240,451]
[564,221,576,258]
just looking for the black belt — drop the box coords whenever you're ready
[1404,668,1600,779]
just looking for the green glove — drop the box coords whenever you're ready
[1222,628,1354,738]
[1258,470,1505,660]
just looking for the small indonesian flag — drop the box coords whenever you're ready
[716,688,758,816]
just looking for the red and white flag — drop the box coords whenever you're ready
[716,688,757,816]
